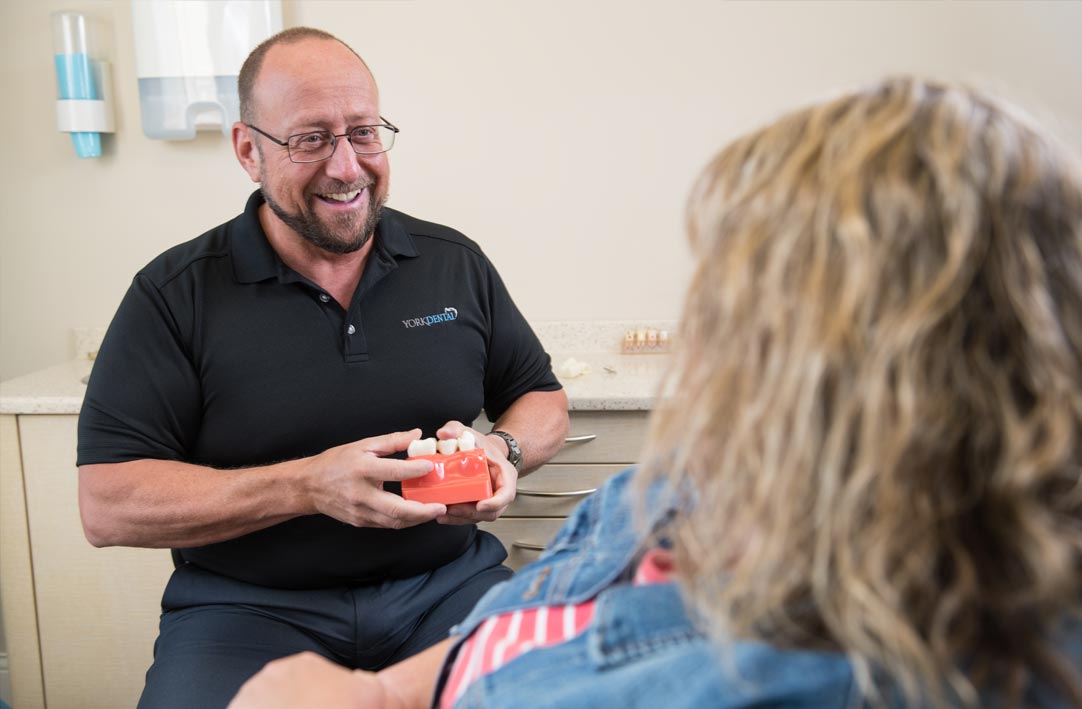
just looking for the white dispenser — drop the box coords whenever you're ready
[131,0,282,140]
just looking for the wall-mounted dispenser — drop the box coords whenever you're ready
[131,0,282,140]
[53,11,114,158]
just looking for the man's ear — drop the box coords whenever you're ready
[233,122,262,183]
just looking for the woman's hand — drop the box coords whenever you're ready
[228,651,386,709]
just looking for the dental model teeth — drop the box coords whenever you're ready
[457,431,477,451]
[407,437,438,457]
[409,433,477,457]
[403,429,492,505]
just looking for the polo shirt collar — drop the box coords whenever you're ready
[374,207,420,261]
[230,190,419,284]
[230,190,279,284]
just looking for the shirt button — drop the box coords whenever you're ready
[319,294,330,303]
[347,324,356,335]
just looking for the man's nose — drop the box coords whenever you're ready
[323,137,362,183]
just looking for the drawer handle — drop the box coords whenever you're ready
[517,487,598,498]
[564,434,597,444]
[511,541,547,551]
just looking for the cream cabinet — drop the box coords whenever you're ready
[478,410,649,570]
[0,409,649,708]
[1,414,174,709]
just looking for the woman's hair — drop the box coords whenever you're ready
[638,77,1082,705]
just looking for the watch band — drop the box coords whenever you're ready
[489,430,523,472]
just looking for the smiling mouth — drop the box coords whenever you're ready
[314,186,366,205]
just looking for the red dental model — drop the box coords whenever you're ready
[402,445,493,505]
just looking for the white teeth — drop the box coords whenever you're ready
[410,434,475,457]
[408,438,437,457]
[322,189,360,202]
[457,431,477,451]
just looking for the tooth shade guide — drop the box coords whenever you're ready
[620,327,672,354]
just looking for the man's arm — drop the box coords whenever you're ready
[484,388,570,475]
[78,430,447,549]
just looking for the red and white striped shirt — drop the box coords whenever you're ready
[440,549,674,708]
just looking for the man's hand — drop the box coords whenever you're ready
[228,652,384,709]
[433,421,518,525]
[307,429,447,529]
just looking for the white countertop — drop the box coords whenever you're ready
[0,351,669,415]
[550,351,669,410]
[0,358,95,414]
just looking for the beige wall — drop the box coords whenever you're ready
[2,0,1081,381]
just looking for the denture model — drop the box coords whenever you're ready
[402,430,493,505]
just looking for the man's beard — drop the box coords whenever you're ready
[262,184,386,255]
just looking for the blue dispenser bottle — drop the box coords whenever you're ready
[53,12,102,158]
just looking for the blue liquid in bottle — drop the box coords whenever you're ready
[55,53,101,158]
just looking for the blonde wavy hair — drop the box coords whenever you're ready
[638,77,1082,705]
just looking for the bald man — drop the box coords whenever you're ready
[78,27,568,708]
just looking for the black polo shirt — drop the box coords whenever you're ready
[78,190,560,589]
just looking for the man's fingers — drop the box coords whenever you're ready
[372,498,446,528]
[475,490,513,515]
[361,455,434,482]
[436,420,470,440]
[439,501,502,525]
[353,488,446,528]
[361,429,423,456]
[436,513,475,526]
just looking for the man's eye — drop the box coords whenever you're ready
[293,133,329,149]
[352,128,376,141]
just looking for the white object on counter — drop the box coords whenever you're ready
[557,357,592,379]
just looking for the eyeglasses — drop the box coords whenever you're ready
[246,118,399,163]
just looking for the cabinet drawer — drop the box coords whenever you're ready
[480,517,564,571]
[509,463,624,517]
[473,410,650,464]
[554,411,649,463]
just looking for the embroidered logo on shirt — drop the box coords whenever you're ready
[402,307,458,329]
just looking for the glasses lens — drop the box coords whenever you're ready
[349,125,396,154]
[288,131,334,162]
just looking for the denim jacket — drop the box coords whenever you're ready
[439,467,1082,708]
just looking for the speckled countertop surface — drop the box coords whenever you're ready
[0,358,95,414]
[0,321,676,415]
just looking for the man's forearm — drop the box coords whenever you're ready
[489,389,570,474]
[78,457,313,549]
[79,430,446,549]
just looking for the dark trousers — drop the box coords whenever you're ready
[138,530,511,709]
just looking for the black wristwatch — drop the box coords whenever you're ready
[489,430,523,472]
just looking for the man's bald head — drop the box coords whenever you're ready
[238,27,373,124]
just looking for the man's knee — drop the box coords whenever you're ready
[139,605,336,709]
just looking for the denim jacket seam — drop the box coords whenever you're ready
[594,628,705,666]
